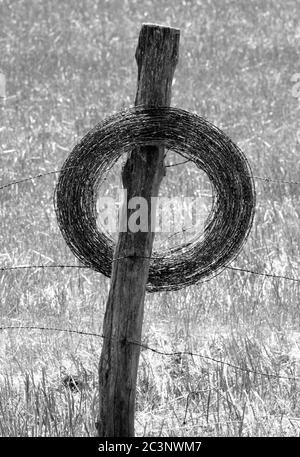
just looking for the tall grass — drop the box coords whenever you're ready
[0,0,299,436]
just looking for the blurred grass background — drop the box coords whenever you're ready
[0,0,299,436]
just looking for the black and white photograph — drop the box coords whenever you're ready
[0,0,299,448]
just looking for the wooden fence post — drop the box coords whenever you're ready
[97,24,180,437]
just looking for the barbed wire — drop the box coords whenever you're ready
[0,264,87,272]
[226,266,300,283]
[0,167,78,191]
[0,155,299,284]
[0,324,299,383]
[0,164,300,192]
[2,28,299,429]
[1,262,299,283]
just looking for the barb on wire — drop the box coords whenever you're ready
[0,324,299,382]
[165,159,191,167]
[253,175,300,185]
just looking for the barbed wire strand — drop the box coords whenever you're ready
[0,167,78,191]
[226,266,300,283]
[0,264,87,271]
[0,324,299,382]
[0,262,299,283]
[0,164,300,192]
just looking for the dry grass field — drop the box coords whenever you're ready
[0,0,299,436]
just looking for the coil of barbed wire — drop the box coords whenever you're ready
[54,106,255,292]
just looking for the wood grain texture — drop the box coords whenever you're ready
[98,23,180,437]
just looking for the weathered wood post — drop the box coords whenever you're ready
[98,24,180,437]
